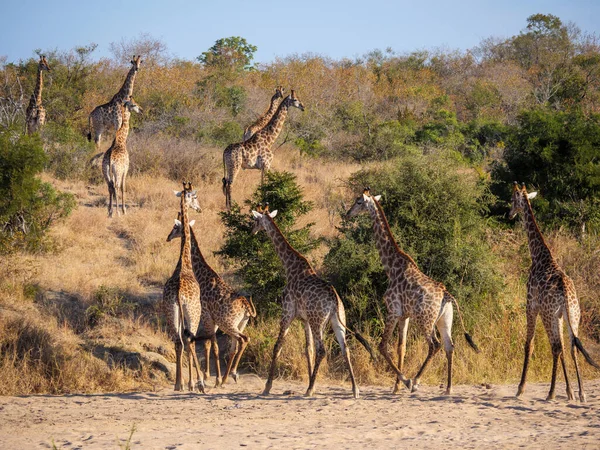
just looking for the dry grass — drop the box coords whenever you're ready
[1,140,599,395]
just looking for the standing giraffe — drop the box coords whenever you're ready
[161,182,205,392]
[252,205,374,398]
[243,86,285,141]
[25,55,51,135]
[346,188,480,395]
[101,96,142,218]
[166,214,257,386]
[222,90,305,209]
[509,182,599,402]
[88,55,142,145]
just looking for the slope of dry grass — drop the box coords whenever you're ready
[1,140,599,395]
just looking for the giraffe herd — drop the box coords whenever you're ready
[23,55,599,401]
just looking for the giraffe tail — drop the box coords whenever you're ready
[222,149,228,196]
[332,287,376,361]
[242,295,257,318]
[563,303,600,370]
[87,114,92,141]
[445,292,480,353]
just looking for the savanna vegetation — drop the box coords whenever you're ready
[1,14,600,395]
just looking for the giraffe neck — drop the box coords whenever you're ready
[256,100,289,147]
[32,66,44,106]
[114,107,131,147]
[111,65,138,103]
[521,199,554,268]
[188,227,219,281]
[257,94,281,127]
[263,217,315,280]
[368,200,417,277]
[178,195,194,278]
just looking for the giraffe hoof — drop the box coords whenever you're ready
[580,393,587,403]
[232,372,239,383]
[196,382,206,394]
[215,378,222,387]
[545,394,555,401]
[411,383,419,393]
[444,388,452,396]
[352,389,360,399]
[403,379,413,391]
[304,389,314,397]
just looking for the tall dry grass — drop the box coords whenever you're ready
[1,137,599,395]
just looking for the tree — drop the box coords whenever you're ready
[198,37,257,72]
[216,171,320,315]
[109,33,170,66]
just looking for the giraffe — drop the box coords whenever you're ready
[243,86,285,141]
[509,182,599,402]
[222,90,305,209]
[101,96,142,218]
[166,213,257,386]
[161,182,205,392]
[252,205,374,398]
[25,55,51,135]
[346,188,480,395]
[87,55,142,145]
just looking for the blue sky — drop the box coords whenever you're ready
[1,0,598,64]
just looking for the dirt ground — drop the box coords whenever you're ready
[1,376,599,449]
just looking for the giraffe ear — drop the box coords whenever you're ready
[269,210,278,218]
[251,210,262,219]
[374,195,382,201]
[189,220,196,227]
[174,190,182,197]
[174,219,182,226]
[527,192,538,200]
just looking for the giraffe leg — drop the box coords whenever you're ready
[305,327,326,397]
[564,303,586,402]
[436,303,455,395]
[174,340,184,391]
[263,315,293,395]
[188,341,205,394]
[411,331,442,392]
[517,308,538,398]
[107,181,115,218]
[571,342,586,402]
[547,341,562,401]
[557,318,574,401]
[379,315,412,391]
[222,331,249,385]
[120,174,126,215]
[393,317,410,394]
[200,338,211,386]
[211,335,223,387]
[331,312,359,398]
[304,320,314,380]
[228,335,250,384]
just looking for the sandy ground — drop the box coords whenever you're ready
[1,376,599,449]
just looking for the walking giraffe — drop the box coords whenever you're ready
[243,86,285,141]
[222,90,304,209]
[25,55,51,135]
[101,96,142,218]
[167,213,257,386]
[346,188,480,395]
[88,55,142,145]
[509,182,599,402]
[161,182,205,392]
[252,205,374,398]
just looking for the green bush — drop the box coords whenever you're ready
[43,122,95,180]
[0,131,76,253]
[209,121,243,146]
[216,171,320,315]
[324,153,502,332]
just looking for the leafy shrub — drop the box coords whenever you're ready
[0,131,76,253]
[209,121,243,146]
[217,171,320,315]
[86,286,136,327]
[324,153,502,332]
[43,122,95,180]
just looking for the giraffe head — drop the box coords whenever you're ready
[131,55,143,71]
[274,86,285,100]
[166,212,196,242]
[124,96,143,114]
[346,187,381,218]
[251,204,278,234]
[174,182,201,212]
[508,182,537,220]
[282,90,305,112]
[39,55,51,72]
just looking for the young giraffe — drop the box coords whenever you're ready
[101,96,142,218]
[347,188,480,395]
[222,90,305,209]
[166,213,257,386]
[25,55,51,135]
[243,86,285,141]
[509,182,599,402]
[161,182,205,392]
[252,205,374,398]
[88,56,142,145]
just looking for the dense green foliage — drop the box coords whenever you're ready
[0,131,75,253]
[198,37,257,72]
[324,154,502,331]
[217,171,320,315]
